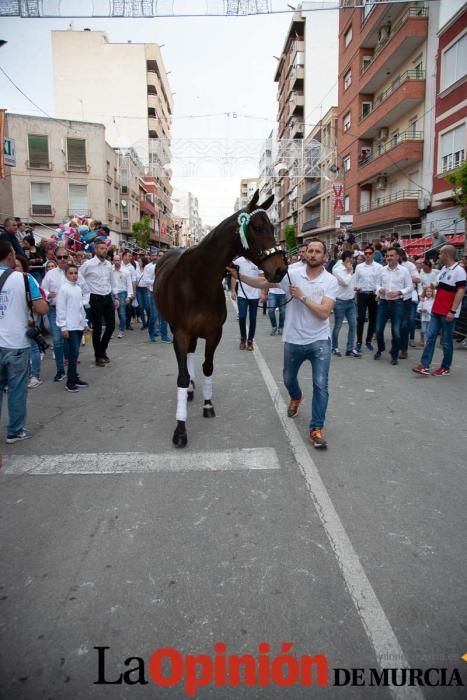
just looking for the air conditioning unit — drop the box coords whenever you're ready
[378,127,389,142]
[376,176,387,191]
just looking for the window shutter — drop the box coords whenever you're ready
[28,135,49,169]
[69,184,88,215]
[31,182,52,214]
[67,138,87,171]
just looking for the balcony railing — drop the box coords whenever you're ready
[27,160,52,170]
[360,70,425,122]
[68,209,91,217]
[361,7,428,75]
[31,205,53,216]
[302,182,321,204]
[302,217,320,232]
[66,163,89,173]
[360,189,421,213]
[359,130,424,167]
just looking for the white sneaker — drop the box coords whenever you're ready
[117,331,124,339]
[28,377,43,389]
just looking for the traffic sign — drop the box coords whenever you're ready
[4,137,16,167]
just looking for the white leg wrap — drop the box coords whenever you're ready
[203,376,213,401]
[187,353,196,382]
[176,387,188,422]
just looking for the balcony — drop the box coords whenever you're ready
[302,217,320,233]
[302,182,321,204]
[289,118,304,139]
[360,7,428,94]
[31,205,53,216]
[140,198,157,217]
[289,93,304,117]
[354,189,421,228]
[358,131,424,184]
[290,65,304,89]
[359,71,425,139]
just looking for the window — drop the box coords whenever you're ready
[69,184,88,215]
[362,101,372,118]
[107,198,112,210]
[363,0,375,21]
[414,60,423,78]
[343,112,351,132]
[344,195,350,213]
[344,25,352,47]
[343,155,351,171]
[391,129,399,147]
[31,182,52,215]
[441,33,467,91]
[344,69,352,90]
[408,116,418,137]
[440,123,465,173]
[362,56,372,72]
[28,135,49,169]
[66,138,87,172]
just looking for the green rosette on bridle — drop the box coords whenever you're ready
[237,212,250,249]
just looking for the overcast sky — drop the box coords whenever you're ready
[0,1,338,225]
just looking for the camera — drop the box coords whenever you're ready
[26,326,50,353]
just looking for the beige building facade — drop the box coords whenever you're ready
[0,113,121,243]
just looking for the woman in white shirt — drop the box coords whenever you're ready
[56,264,89,392]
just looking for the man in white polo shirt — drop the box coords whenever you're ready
[230,240,337,449]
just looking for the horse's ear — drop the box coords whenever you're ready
[259,193,274,211]
[246,189,260,212]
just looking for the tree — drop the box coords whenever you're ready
[132,215,152,249]
[445,161,467,221]
[284,224,298,255]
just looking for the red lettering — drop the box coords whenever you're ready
[185,654,213,697]
[148,648,183,688]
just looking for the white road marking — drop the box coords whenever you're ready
[2,448,280,475]
[253,342,424,700]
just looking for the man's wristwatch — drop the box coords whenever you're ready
[301,296,308,304]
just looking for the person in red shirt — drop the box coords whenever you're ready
[413,245,466,376]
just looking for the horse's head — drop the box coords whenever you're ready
[236,190,288,283]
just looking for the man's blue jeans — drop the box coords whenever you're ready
[268,292,286,330]
[421,313,454,369]
[147,292,170,340]
[48,306,67,372]
[64,330,83,384]
[117,291,128,332]
[0,346,31,434]
[332,298,356,351]
[283,339,331,431]
[237,297,259,341]
[375,299,404,360]
[136,287,150,326]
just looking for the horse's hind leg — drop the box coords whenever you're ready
[187,337,197,401]
[202,327,222,418]
[172,330,191,447]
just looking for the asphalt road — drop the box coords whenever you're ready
[0,299,466,700]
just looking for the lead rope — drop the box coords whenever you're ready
[234,267,294,309]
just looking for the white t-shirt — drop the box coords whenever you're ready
[0,267,42,349]
[235,257,261,300]
[277,266,338,344]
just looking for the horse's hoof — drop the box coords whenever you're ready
[172,431,188,447]
[203,405,216,418]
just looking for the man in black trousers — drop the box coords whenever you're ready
[79,241,118,367]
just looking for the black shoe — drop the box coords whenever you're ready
[66,383,79,392]
[102,355,111,364]
[75,379,89,387]
[374,351,381,360]
[54,370,65,382]
[346,349,361,357]
[391,358,398,365]
[95,358,106,367]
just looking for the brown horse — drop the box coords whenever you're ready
[155,189,287,447]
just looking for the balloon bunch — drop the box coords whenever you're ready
[51,215,111,252]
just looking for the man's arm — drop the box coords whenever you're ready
[228,267,271,290]
[32,298,49,315]
[447,284,465,320]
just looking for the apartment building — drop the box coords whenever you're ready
[239,178,260,209]
[258,130,279,231]
[172,190,204,247]
[299,107,339,247]
[52,29,173,228]
[0,113,121,242]
[430,2,466,231]
[338,1,436,239]
[117,147,144,242]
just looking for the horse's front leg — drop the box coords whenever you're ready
[172,331,191,447]
[187,337,197,401]
[202,327,222,418]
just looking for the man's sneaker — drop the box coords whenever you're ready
[399,349,408,359]
[287,398,302,418]
[346,349,361,357]
[356,342,362,352]
[270,328,277,336]
[75,378,89,387]
[412,363,430,376]
[277,328,283,335]
[391,358,398,365]
[54,370,65,382]
[246,340,254,351]
[366,341,374,351]
[431,367,450,376]
[102,355,111,364]
[332,348,342,357]
[161,337,173,344]
[117,331,123,339]
[66,383,79,393]
[95,358,106,367]
[149,336,157,342]
[239,338,246,350]
[28,377,43,389]
[374,351,381,360]
[6,429,32,444]
[310,428,328,449]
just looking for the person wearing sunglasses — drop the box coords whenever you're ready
[354,246,382,352]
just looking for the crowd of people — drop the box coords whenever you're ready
[0,214,465,450]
